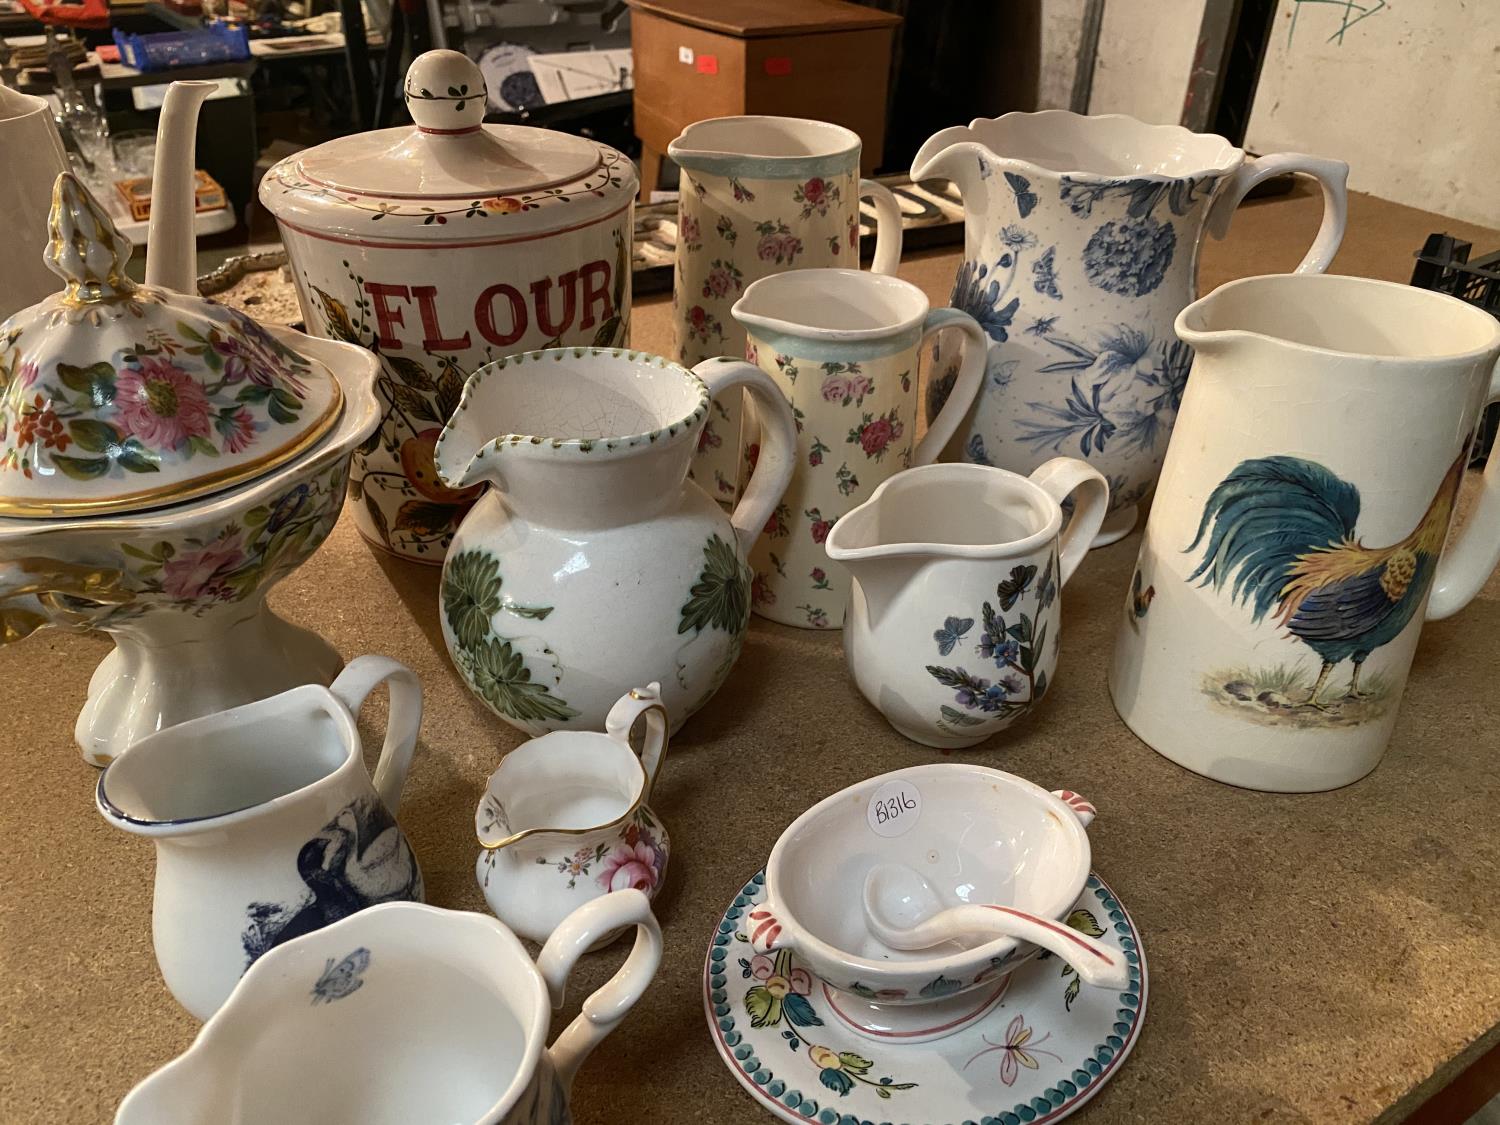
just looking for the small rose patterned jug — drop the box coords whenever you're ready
[670,117,904,503]
[731,269,987,628]
[476,684,670,946]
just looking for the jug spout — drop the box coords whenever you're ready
[823,500,930,630]
[144,81,215,294]
[434,403,496,493]
[116,1052,222,1125]
[910,126,992,200]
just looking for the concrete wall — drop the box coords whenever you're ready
[1245,0,1500,228]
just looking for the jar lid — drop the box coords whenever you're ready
[258,50,635,244]
[0,174,343,518]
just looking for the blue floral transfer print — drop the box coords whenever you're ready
[1083,216,1176,297]
[951,259,1021,344]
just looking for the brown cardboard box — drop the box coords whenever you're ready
[627,0,902,194]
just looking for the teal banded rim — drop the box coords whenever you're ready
[743,324,921,364]
[670,116,861,181]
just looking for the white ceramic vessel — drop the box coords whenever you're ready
[434,347,795,735]
[670,116,903,502]
[746,764,1100,1043]
[97,656,425,1021]
[825,459,1107,748]
[706,870,1147,1125]
[912,112,1348,545]
[730,268,986,628]
[261,50,637,562]
[115,895,662,1125]
[0,102,381,763]
[1111,274,1500,792]
[477,683,670,945]
[0,83,70,320]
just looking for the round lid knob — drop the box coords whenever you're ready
[404,49,486,133]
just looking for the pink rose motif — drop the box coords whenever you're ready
[848,217,858,248]
[697,421,721,452]
[821,375,850,403]
[219,407,258,454]
[161,536,245,600]
[702,266,735,299]
[808,448,823,467]
[680,212,701,248]
[801,177,826,205]
[745,442,760,472]
[689,305,707,329]
[751,573,775,607]
[810,519,833,544]
[859,416,902,457]
[845,373,873,401]
[115,357,213,451]
[811,567,826,583]
[597,841,660,893]
[744,340,758,363]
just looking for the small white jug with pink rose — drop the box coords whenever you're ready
[475,684,670,947]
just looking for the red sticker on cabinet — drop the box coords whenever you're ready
[764,56,792,76]
[696,54,719,74]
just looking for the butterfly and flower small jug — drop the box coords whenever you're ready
[912,112,1348,544]
[96,655,424,1020]
[476,684,670,945]
[825,459,1107,748]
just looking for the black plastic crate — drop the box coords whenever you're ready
[1411,233,1500,465]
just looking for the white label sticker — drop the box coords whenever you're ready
[678,45,695,64]
[867,780,921,838]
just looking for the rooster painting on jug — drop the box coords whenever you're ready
[1187,451,1465,713]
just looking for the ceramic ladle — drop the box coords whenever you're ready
[861,862,1130,989]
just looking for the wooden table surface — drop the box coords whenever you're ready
[2,183,1498,1125]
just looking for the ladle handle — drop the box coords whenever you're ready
[605,681,669,800]
[1028,458,1109,586]
[912,307,986,466]
[1206,152,1348,274]
[329,655,423,814]
[859,178,903,276]
[1427,359,1500,620]
[540,889,663,1092]
[691,358,797,557]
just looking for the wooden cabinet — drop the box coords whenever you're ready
[627,0,902,195]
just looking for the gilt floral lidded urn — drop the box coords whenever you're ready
[0,174,342,518]
[260,49,637,562]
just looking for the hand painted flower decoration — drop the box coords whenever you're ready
[116,357,213,450]
[161,535,245,600]
[596,839,660,892]
[743,949,817,1029]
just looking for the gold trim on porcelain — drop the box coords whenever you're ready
[0,389,344,519]
[477,699,669,852]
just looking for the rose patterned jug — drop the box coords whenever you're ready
[435,347,795,735]
[912,112,1349,544]
[476,683,669,945]
[670,117,903,503]
[731,268,986,627]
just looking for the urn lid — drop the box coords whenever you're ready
[257,50,636,244]
[0,174,343,518]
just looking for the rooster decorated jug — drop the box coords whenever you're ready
[912,113,1349,545]
[1110,275,1500,792]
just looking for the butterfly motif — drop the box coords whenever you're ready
[1037,553,1058,611]
[996,564,1038,610]
[933,615,974,656]
[1031,246,1062,300]
[1004,171,1037,219]
[310,946,371,1005]
[1130,568,1156,627]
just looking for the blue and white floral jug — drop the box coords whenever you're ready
[912,113,1349,544]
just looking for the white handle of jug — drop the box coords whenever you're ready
[858,178,903,276]
[538,889,663,1092]
[329,655,423,814]
[604,682,669,800]
[913,307,986,466]
[1206,152,1349,274]
[1427,360,1500,621]
[1028,458,1110,586]
[691,358,797,557]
